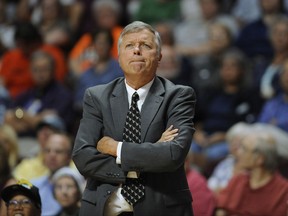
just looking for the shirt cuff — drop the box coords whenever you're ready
[116,142,123,164]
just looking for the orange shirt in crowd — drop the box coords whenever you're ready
[69,26,122,74]
[0,45,67,98]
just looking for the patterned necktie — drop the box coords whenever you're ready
[121,92,145,205]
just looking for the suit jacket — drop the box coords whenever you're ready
[73,76,196,216]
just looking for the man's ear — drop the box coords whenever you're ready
[158,53,162,62]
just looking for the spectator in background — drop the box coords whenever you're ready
[74,28,123,113]
[68,0,123,76]
[253,16,288,100]
[0,124,19,169]
[4,50,73,137]
[177,22,235,93]
[13,115,66,181]
[52,167,86,216]
[215,132,288,216]
[156,44,193,87]
[175,0,238,53]
[154,22,193,86]
[235,0,286,61]
[191,49,259,176]
[31,132,73,216]
[31,0,84,57]
[1,179,41,216]
[0,21,68,99]
[0,145,17,216]
[208,122,252,194]
[257,58,288,132]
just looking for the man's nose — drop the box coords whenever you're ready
[133,45,141,55]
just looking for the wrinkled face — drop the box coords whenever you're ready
[43,134,71,173]
[118,29,161,82]
[6,194,40,216]
[54,176,80,208]
[236,135,260,170]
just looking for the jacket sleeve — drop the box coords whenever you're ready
[121,86,196,173]
[72,88,126,184]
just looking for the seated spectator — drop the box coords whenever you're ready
[68,0,123,76]
[257,58,288,132]
[190,49,259,175]
[254,16,288,100]
[215,131,288,216]
[13,115,66,180]
[0,124,19,169]
[52,167,86,216]
[154,22,193,87]
[73,28,123,112]
[156,44,193,87]
[175,0,239,53]
[0,145,16,216]
[0,21,68,99]
[208,122,252,194]
[177,22,236,93]
[4,50,73,137]
[31,132,74,216]
[0,179,41,216]
[252,122,288,178]
[235,0,285,61]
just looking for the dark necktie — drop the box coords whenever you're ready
[121,92,145,205]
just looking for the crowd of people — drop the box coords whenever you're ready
[0,0,288,215]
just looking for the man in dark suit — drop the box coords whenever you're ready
[72,21,196,216]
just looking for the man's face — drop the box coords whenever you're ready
[118,29,161,83]
[6,194,40,216]
[43,134,71,173]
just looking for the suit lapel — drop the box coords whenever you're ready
[111,80,129,139]
[141,78,164,141]
[110,77,165,141]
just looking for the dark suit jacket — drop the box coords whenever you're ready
[73,76,196,216]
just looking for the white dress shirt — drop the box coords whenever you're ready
[104,79,154,216]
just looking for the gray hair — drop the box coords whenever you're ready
[253,133,279,172]
[226,122,252,143]
[117,21,162,57]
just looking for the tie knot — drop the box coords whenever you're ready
[132,92,139,103]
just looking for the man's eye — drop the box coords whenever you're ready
[142,44,151,49]
[125,44,134,49]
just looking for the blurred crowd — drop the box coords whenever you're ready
[0,0,288,215]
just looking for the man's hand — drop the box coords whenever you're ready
[158,125,178,142]
[97,136,118,157]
